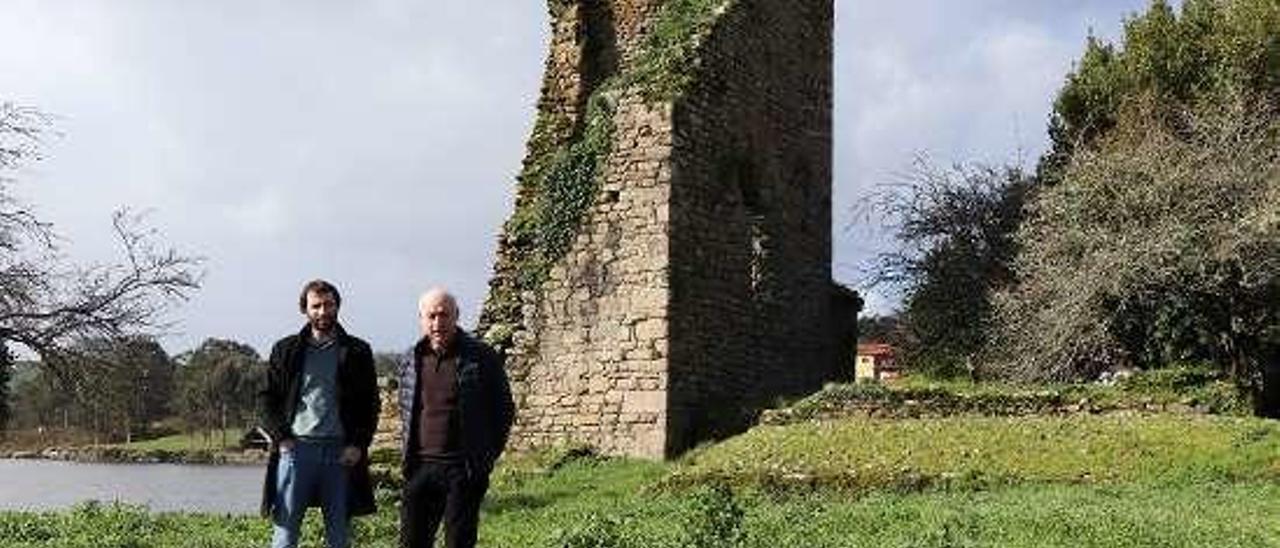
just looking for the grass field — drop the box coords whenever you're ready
[2,459,1279,547]
[115,429,243,452]
[668,414,1280,491]
[4,410,1280,547]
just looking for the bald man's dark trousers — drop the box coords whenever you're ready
[401,459,489,548]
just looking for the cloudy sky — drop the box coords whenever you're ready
[0,0,1155,356]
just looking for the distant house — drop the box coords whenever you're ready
[855,343,900,381]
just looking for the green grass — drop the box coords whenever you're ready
[116,429,242,452]
[769,368,1249,424]
[3,466,1279,547]
[670,414,1280,492]
[5,413,1280,546]
[730,482,1280,548]
[0,502,263,548]
[30,429,262,464]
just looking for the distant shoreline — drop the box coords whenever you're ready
[0,446,267,465]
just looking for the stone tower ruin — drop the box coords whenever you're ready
[478,0,860,459]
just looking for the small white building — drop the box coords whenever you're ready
[855,343,899,382]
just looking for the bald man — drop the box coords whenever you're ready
[396,288,514,548]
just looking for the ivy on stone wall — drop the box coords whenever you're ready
[512,89,618,286]
[482,89,617,348]
[627,0,735,102]
[481,0,735,348]
[547,0,572,19]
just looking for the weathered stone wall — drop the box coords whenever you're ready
[481,0,850,460]
[515,92,672,457]
[666,0,836,452]
[489,0,674,459]
[372,382,399,451]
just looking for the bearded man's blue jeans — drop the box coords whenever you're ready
[270,440,350,548]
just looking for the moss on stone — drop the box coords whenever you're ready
[626,0,735,102]
[482,0,735,348]
[482,87,617,349]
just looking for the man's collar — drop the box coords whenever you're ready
[298,322,346,342]
[418,341,456,360]
[308,331,337,349]
[415,328,465,359]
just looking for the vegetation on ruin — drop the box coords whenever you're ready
[510,93,617,288]
[765,366,1250,424]
[625,0,735,102]
[480,88,617,348]
[481,0,735,347]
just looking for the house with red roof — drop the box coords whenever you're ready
[855,343,900,382]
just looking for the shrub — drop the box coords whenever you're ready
[682,483,744,548]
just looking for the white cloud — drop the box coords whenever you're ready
[834,0,1150,314]
[0,0,1159,348]
[224,187,293,238]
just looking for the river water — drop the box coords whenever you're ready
[0,459,263,514]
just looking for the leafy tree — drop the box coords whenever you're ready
[175,338,263,445]
[0,102,201,434]
[135,340,175,424]
[107,336,174,431]
[9,360,67,431]
[993,0,1280,385]
[993,100,1280,382]
[862,161,1032,377]
[41,336,174,443]
[0,345,9,438]
[1042,0,1280,182]
[857,314,902,345]
[373,351,404,380]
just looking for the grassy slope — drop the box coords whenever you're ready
[767,371,1249,424]
[5,412,1280,547]
[670,414,1280,490]
[116,429,243,452]
[737,483,1280,548]
[3,462,1279,547]
[3,373,1278,546]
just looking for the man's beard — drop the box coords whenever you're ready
[311,316,335,333]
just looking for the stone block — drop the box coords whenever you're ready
[622,390,665,413]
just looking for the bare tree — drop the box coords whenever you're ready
[856,158,1032,378]
[0,102,201,434]
[991,100,1280,382]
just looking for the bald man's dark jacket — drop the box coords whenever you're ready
[397,329,514,477]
